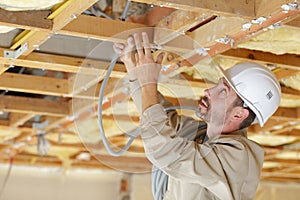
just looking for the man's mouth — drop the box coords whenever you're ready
[199,96,210,109]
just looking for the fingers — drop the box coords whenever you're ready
[113,43,124,54]
[133,33,144,57]
[124,36,135,61]
[142,32,151,57]
[156,52,165,65]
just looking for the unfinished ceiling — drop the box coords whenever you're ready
[0,0,299,184]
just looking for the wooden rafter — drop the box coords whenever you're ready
[9,113,36,127]
[0,95,69,116]
[10,0,99,55]
[0,72,69,96]
[0,9,52,31]
[132,0,256,17]
[220,48,300,71]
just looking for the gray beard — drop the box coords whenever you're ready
[195,110,209,122]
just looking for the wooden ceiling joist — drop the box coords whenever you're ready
[10,0,99,55]
[61,14,148,41]
[0,95,69,117]
[220,48,300,71]
[132,0,256,17]
[0,72,69,97]
[9,113,36,127]
[0,47,126,75]
[177,7,300,68]
[0,9,52,31]
[0,0,298,183]
[273,107,300,121]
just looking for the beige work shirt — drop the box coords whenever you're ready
[130,81,264,200]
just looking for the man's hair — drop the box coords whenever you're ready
[233,96,256,129]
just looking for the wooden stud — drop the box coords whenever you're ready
[273,107,300,121]
[0,64,8,75]
[188,16,248,47]
[172,6,300,70]
[10,0,99,56]
[0,72,69,97]
[220,48,300,71]
[154,10,210,45]
[286,15,300,27]
[0,47,126,75]
[255,0,293,17]
[0,95,69,117]
[132,0,256,17]
[0,9,52,31]
[61,15,148,42]
[9,113,35,127]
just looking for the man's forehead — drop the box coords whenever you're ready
[219,77,238,96]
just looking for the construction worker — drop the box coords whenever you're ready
[113,32,281,200]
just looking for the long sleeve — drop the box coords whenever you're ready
[129,80,203,141]
[140,104,263,200]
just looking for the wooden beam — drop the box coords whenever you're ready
[0,47,126,75]
[0,13,148,42]
[0,72,69,96]
[286,15,300,27]
[0,95,69,116]
[9,113,35,127]
[281,86,300,96]
[10,0,98,56]
[220,48,300,71]
[255,0,295,17]
[154,10,212,45]
[51,0,98,32]
[0,9,52,31]
[60,15,148,41]
[132,0,256,17]
[273,107,300,121]
[164,5,300,72]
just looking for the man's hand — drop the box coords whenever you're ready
[132,32,164,86]
[113,36,137,81]
[114,32,164,112]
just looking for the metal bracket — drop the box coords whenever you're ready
[4,42,28,59]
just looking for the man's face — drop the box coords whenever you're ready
[198,78,239,126]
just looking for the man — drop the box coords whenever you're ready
[113,32,281,200]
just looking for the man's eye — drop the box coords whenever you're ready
[219,89,227,97]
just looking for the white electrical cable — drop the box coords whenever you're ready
[98,59,199,156]
[97,54,137,156]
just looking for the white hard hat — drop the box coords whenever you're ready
[218,62,281,127]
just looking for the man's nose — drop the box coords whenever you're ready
[204,89,211,98]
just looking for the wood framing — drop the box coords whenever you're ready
[0,47,126,75]
[0,9,52,31]
[220,48,300,70]
[0,72,69,96]
[61,14,148,41]
[0,95,69,116]
[9,113,36,127]
[132,0,256,17]
[0,0,299,183]
[10,0,99,55]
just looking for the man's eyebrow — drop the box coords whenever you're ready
[222,79,231,91]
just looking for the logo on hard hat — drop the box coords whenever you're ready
[266,90,273,100]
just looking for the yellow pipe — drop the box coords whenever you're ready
[10,0,75,50]
[11,30,36,50]
[47,0,75,19]
[12,30,30,44]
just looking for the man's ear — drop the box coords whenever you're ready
[231,107,249,122]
